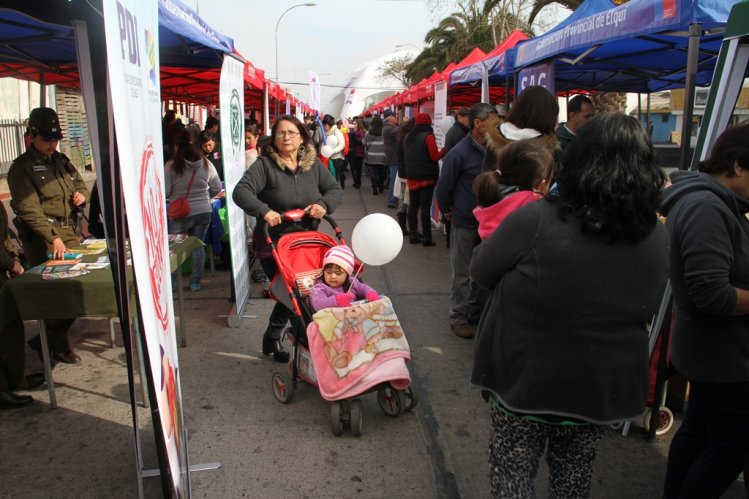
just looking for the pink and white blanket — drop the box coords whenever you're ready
[307,297,411,401]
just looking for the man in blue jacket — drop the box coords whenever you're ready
[435,103,497,339]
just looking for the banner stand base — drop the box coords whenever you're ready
[141,462,222,478]
[226,299,249,328]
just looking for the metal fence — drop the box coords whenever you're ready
[0,120,24,177]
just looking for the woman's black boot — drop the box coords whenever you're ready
[262,331,289,362]
[271,332,289,363]
[262,331,273,356]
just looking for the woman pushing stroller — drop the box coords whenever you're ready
[233,115,343,363]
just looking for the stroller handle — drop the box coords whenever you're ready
[262,208,341,240]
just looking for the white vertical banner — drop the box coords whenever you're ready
[285,97,291,115]
[220,55,251,325]
[433,81,448,149]
[308,71,321,113]
[102,0,188,495]
[295,102,304,121]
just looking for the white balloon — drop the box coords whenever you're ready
[351,213,403,266]
[320,144,333,158]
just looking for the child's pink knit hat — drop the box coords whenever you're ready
[323,245,355,276]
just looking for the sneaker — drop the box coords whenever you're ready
[189,282,201,291]
[451,323,475,339]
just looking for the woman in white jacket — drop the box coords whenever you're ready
[322,114,347,188]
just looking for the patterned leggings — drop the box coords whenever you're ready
[489,404,603,498]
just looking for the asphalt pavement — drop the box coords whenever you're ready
[0,179,745,498]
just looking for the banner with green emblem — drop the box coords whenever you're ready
[220,55,250,325]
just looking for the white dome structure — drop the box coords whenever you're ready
[323,49,416,119]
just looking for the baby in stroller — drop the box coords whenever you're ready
[310,245,380,310]
[311,245,381,369]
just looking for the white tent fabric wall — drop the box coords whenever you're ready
[323,50,416,118]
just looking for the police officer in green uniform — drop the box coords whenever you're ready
[0,205,45,408]
[7,107,89,365]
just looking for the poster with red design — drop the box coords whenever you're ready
[102,0,188,495]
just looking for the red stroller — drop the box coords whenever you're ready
[263,210,416,436]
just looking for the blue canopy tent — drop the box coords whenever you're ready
[513,0,742,168]
[514,0,737,93]
[0,0,235,102]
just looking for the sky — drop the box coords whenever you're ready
[191,0,439,106]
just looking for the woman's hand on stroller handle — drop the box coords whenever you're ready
[304,203,327,219]
[263,210,283,227]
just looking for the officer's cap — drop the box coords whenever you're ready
[28,107,64,140]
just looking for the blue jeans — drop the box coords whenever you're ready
[169,212,211,284]
[388,164,398,206]
[663,380,749,498]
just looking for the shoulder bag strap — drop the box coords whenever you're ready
[185,169,198,197]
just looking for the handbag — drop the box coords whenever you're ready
[167,169,197,219]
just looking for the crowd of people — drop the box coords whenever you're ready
[2,87,748,499]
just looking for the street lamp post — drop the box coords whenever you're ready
[275,3,317,84]
[274,3,316,117]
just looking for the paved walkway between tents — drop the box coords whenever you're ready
[0,180,746,498]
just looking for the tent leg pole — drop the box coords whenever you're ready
[679,23,702,171]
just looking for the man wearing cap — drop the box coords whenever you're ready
[444,107,471,154]
[436,103,498,339]
[382,110,400,208]
[7,107,89,365]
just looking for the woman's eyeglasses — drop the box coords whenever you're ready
[275,131,300,138]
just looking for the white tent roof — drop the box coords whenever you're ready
[323,50,415,118]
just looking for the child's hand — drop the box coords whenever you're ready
[335,292,355,308]
[365,291,380,302]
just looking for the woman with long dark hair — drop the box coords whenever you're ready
[165,129,223,291]
[660,122,749,498]
[471,113,669,497]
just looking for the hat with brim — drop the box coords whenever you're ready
[29,107,64,140]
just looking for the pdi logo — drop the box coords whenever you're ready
[116,1,141,66]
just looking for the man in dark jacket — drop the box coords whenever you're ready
[444,107,471,154]
[382,110,400,208]
[555,95,595,151]
[0,206,45,408]
[435,103,498,339]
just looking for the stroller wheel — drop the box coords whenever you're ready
[401,386,418,411]
[377,385,404,417]
[642,407,674,436]
[271,371,294,404]
[350,399,363,437]
[331,402,344,436]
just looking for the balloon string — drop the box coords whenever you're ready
[346,263,363,294]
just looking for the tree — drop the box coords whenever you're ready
[527,0,582,27]
[408,1,535,82]
[590,93,628,112]
[377,56,415,88]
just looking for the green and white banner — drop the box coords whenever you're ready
[220,55,251,323]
